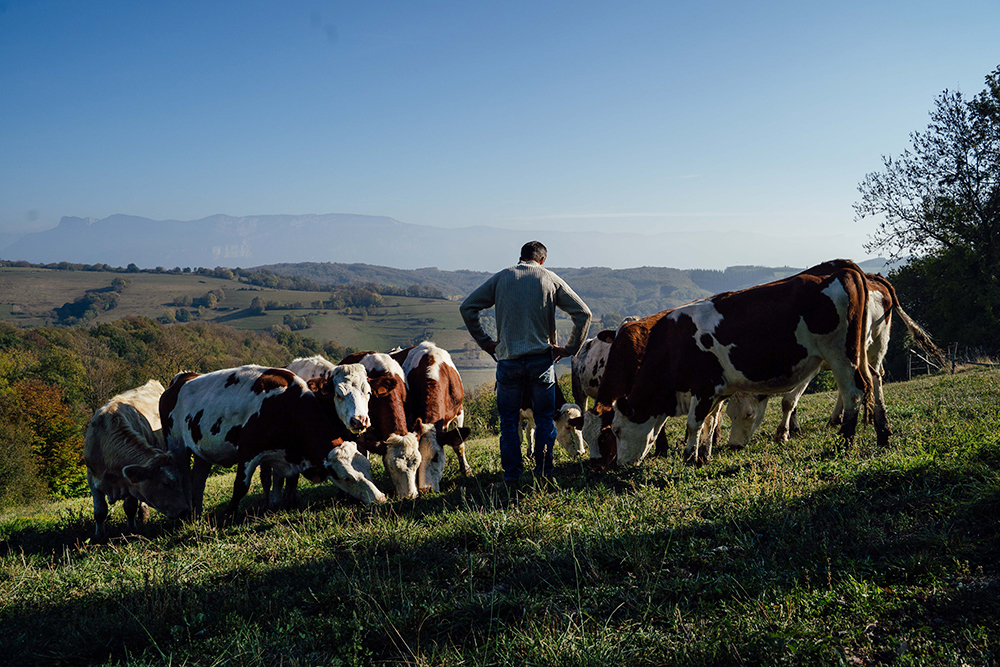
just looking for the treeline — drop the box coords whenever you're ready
[2,259,447,301]
[0,317,355,508]
[53,277,134,325]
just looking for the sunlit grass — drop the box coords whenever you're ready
[2,370,998,665]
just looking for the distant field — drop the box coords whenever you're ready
[0,267,581,388]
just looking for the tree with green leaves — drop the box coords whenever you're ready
[855,65,1000,348]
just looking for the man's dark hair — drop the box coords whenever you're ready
[520,241,547,263]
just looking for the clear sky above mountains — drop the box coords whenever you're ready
[2,1,998,270]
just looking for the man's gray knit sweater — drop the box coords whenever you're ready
[460,260,592,361]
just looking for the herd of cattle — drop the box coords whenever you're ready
[83,259,943,539]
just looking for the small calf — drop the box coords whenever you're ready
[84,380,189,540]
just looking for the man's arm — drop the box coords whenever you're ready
[460,275,499,358]
[554,280,592,357]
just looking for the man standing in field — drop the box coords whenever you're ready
[460,241,591,486]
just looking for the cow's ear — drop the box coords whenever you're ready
[413,418,424,432]
[123,464,153,484]
[567,416,584,429]
[597,329,616,344]
[373,384,390,398]
[457,426,471,440]
[308,377,329,394]
[616,396,633,418]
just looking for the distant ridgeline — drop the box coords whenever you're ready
[2,257,891,323]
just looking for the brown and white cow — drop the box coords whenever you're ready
[84,380,190,540]
[581,312,721,469]
[519,382,586,458]
[338,351,421,499]
[255,357,373,508]
[724,272,943,449]
[611,259,875,466]
[161,365,385,517]
[391,342,472,493]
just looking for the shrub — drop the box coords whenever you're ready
[463,382,498,437]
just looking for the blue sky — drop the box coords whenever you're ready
[2,0,999,269]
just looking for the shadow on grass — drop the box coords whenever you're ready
[2,457,998,665]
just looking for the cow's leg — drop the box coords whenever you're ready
[652,427,671,457]
[698,401,725,464]
[260,463,274,507]
[191,454,212,518]
[830,366,866,446]
[788,407,802,435]
[828,394,845,427]
[871,367,891,447]
[453,439,472,477]
[171,446,194,514]
[775,383,809,443]
[282,474,300,508]
[225,461,253,516]
[519,409,535,455]
[89,475,109,541]
[123,495,140,533]
[684,396,707,465]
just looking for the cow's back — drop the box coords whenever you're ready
[85,380,167,477]
[162,365,306,465]
[402,342,464,425]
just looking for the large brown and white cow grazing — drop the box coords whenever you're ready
[391,342,471,493]
[611,260,875,466]
[161,365,385,517]
[337,351,421,499]
[581,313,721,469]
[724,272,944,449]
[84,380,190,540]
[519,382,585,458]
[256,357,373,508]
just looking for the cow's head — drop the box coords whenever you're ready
[554,403,586,457]
[414,420,471,494]
[324,439,386,504]
[611,397,667,466]
[308,363,372,434]
[725,393,768,450]
[582,408,606,460]
[122,453,190,519]
[381,432,421,499]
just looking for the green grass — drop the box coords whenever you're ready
[2,369,999,665]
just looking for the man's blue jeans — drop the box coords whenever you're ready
[496,352,557,482]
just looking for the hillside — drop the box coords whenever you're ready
[257,257,895,319]
[0,257,896,389]
[2,368,997,665]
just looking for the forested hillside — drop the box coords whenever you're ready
[0,317,344,508]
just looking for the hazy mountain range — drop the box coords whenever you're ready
[0,213,876,272]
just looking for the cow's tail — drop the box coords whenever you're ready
[850,268,876,414]
[893,303,946,367]
[868,273,946,366]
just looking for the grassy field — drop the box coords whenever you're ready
[0,266,574,388]
[1,368,998,665]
